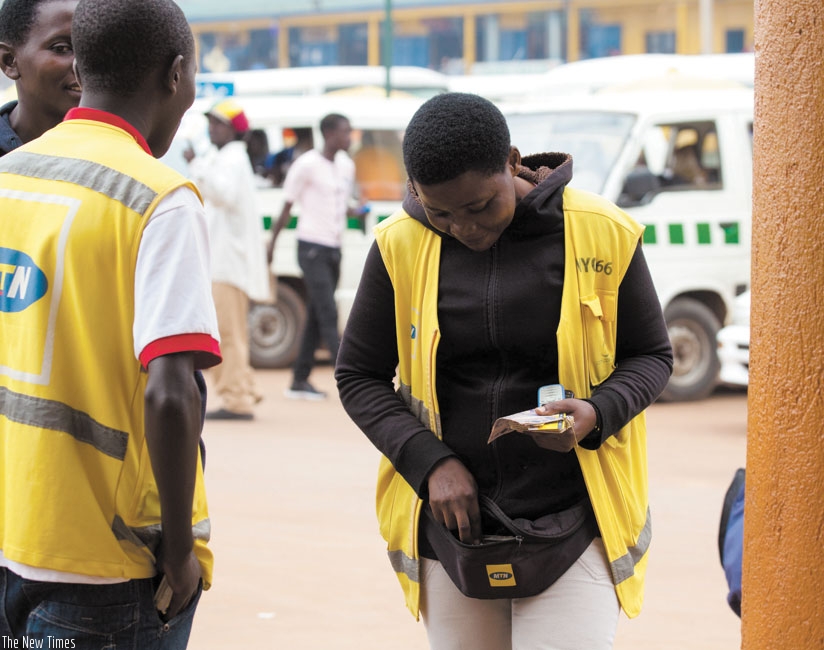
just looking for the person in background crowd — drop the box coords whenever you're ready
[336,93,673,649]
[719,467,745,617]
[0,0,220,647]
[269,126,313,187]
[244,127,271,179]
[352,129,405,201]
[269,112,366,400]
[186,98,270,420]
[0,0,80,154]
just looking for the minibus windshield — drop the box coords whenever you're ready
[505,111,636,194]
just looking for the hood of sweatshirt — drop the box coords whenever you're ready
[400,151,574,239]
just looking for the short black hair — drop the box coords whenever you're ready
[403,92,511,186]
[320,113,348,137]
[0,0,55,45]
[72,0,194,96]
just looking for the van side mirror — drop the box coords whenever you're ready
[617,167,661,207]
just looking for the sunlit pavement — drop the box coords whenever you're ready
[188,366,745,649]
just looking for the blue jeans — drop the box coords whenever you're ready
[0,568,201,650]
[293,240,341,382]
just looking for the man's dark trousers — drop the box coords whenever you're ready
[293,240,341,381]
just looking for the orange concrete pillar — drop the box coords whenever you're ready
[367,18,381,66]
[278,23,289,68]
[566,5,580,62]
[462,13,476,72]
[675,2,690,54]
[744,1,824,648]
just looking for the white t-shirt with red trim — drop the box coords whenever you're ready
[135,185,220,367]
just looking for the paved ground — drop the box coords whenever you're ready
[187,366,746,649]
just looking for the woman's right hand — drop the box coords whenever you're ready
[427,457,482,545]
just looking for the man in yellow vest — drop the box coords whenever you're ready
[0,0,213,466]
[336,93,673,649]
[0,0,220,647]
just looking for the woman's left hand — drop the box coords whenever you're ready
[536,398,597,444]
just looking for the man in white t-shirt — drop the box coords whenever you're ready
[0,0,220,645]
[268,113,365,400]
[187,99,270,419]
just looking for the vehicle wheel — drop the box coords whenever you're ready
[660,297,721,402]
[248,282,306,369]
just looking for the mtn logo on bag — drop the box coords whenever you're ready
[0,248,48,313]
[486,563,517,587]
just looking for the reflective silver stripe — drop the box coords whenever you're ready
[398,382,442,438]
[112,515,152,551]
[610,507,652,584]
[192,518,211,543]
[0,151,157,214]
[0,385,128,460]
[388,549,420,584]
[112,516,211,554]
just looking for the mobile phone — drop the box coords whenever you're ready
[537,384,567,406]
[154,575,173,615]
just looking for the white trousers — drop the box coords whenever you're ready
[420,538,620,650]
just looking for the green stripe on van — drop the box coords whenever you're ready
[720,222,739,244]
[641,221,741,245]
[668,223,684,244]
[261,215,743,243]
[261,215,296,230]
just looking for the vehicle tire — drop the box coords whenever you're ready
[660,297,721,402]
[248,282,306,369]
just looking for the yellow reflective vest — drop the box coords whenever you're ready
[373,187,649,618]
[0,118,213,585]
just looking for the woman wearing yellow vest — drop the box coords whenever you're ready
[336,93,673,649]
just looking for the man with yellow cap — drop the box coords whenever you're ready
[187,98,270,420]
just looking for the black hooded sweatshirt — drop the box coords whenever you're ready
[336,153,673,556]
[0,101,23,156]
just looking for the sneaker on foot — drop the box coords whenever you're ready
[204,408,254,421]
[285,380,327,401]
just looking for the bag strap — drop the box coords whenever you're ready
[478,495,524,537]
[479,494,590,542]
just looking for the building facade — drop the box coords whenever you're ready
[181,0,754,73]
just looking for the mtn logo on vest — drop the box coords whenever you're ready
[0,248,48,313]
